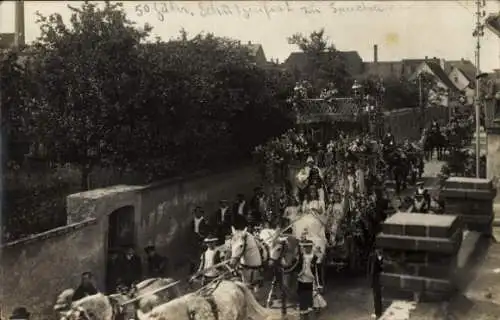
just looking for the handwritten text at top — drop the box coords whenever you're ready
[134,1,388,22]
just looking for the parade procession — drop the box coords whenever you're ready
[49,81,474,320]
[5,1,498,320]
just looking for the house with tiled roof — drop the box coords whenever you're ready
[360,46,440,81]
[485,12,500,38]
[362,61,403,80]
[283,50,363,77]
[409,60,460,107]
[401,58,441,79]
[243,41,267,66]
[446,59,477,105]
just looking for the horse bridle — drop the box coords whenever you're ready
[232,233,248,262]
[269,239,299,274]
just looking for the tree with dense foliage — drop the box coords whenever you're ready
[19,1,295,188]
[1,50,32,168]
[28,1,151,189]
[3,1,295,241]
[288,29,351,96]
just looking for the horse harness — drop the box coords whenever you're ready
[188,280,222,320]
[269,238,300,274]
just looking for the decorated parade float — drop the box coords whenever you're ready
[253,80,392,274]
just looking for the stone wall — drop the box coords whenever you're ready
[1,165,259,319]
[0,219,105,319]
[138,165,259,266]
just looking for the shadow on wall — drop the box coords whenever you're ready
[137,165,260,269]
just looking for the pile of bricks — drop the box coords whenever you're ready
[441,177,496,235]
[376,212,464,302]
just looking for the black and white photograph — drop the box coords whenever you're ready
[2,0,500,319]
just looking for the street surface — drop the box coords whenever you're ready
[266,159,445,320]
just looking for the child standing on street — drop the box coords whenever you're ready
[296,239,321,320]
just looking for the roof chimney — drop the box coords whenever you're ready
[14,0,25,47]
[373,44,378,63]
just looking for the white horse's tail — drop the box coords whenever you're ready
[234,281,269,320]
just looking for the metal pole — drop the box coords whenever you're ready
[474,0,483,178]
[419,74,423,132]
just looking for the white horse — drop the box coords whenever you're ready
[59,293,124,320]
[229,227,269,292]
[57,278,180,320]
[130,278,182,314]
[136,280,270,320]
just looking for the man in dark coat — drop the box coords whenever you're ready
[368,249,384,318]
[144,245,169,278]
[106,252,122,293]
[212,200,232,244]
[192,206,209,253]
[232,193,249,229]
[121,247,142,288]
[249,187,265,226]
[72,272,99,302]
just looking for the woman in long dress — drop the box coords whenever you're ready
[325,191,346,245]
[302,186,326,215]
[284,197,301,225]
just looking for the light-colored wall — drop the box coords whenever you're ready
[449,67,470,91]
[0,219,104,320]
[138,165,259,265]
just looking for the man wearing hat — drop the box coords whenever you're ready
[295,238,321,320]
[411,183,430,213]
[144,244,169,278]
[9,307,30,320]
[368,248,384,318]
[194,235,222,286]
[191,206,209,256]
[72,272,98,302]
[212,199,232,244]
[232,193,249,229]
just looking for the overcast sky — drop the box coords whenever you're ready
[1,1,500,71]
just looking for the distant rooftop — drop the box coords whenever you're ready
[0,33,15,49]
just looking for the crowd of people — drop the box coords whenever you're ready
[11,118,470,320]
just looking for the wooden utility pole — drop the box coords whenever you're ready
[474,0,486,178]
[419,73,423,132]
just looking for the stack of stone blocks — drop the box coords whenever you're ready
[376,212,464,302]
[440,177,496,235]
